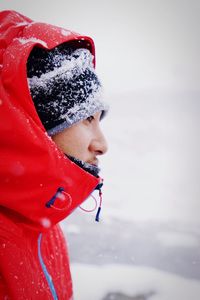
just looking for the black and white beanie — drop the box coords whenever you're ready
[27,43,108,136]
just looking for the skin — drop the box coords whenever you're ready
[52,112,108,166]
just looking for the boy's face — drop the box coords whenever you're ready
[52,112,108,167]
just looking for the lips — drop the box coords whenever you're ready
[88,158,99,166]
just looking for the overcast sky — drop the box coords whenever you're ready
[1,0,200,95]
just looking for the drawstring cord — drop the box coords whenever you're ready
[79,188,103,222]
[79,194,98,213]
[95,189,102,222]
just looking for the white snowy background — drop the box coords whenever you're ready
[1,1,200,299]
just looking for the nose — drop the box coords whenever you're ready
[89,129,108,155]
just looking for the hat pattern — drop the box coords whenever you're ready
[27,44,107,135]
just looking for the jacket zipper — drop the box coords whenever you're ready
[37,233,58,300]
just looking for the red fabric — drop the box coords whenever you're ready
[0,10,100,299]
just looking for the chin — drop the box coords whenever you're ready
[65,154,100,177]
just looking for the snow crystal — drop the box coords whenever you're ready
[28,48,94,89]
[40,218,51,228]
[61,29,71,37]
[10,161,25,176]
[56,192,66,201]
[48,89,107,136]
[17,38,47,48]
[15,22,29,27]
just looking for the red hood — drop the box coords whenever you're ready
[0,10,100,231]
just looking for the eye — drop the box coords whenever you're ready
[87,116,95,123]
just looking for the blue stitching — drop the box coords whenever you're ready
[38,234,58,300]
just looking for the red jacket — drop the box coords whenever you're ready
[0,10,100,299]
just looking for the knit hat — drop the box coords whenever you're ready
[27,43,108,136]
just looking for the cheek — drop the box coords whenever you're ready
[62,129,91,159]
[52,123,94,161]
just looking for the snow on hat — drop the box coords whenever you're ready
[27,43,108,136]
